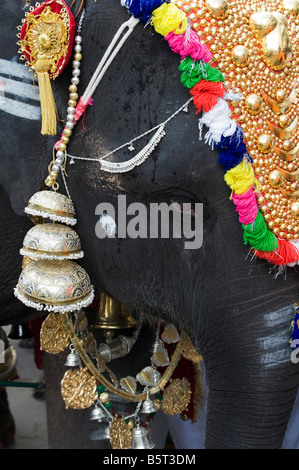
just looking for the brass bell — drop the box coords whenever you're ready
[64,345,81,367]
[90,405,106,422]
[131,425,155,449]
[89,292,137,329]
[8,322,33,340]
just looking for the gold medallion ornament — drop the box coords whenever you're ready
[172,0,299,240]
[161,377,192,415]
[17,0,76,135]
[40,312,70,354]
[61,367,98,409]
[109,416,132,449]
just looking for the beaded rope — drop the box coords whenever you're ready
[120,0,299,268]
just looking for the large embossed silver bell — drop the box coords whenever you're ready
[90,405,106,422]
[131,425,155,449]
[64,345,81,367]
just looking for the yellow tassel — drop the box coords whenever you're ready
[35,58,57,136]
[224,159,255,195]
[151,3,187,36]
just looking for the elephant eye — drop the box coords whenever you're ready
[170,200,196,217]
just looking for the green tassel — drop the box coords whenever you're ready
[179,57,225,89]
[242,211,278,252]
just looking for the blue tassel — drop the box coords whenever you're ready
[290,305,299,350]
[125,0,169,23]
[215,126,252,171]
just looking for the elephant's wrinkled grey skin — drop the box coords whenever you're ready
[1,0,299,449]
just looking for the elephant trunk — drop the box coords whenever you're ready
[201,304,299,449]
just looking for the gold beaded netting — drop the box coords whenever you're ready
[173,0,299,241]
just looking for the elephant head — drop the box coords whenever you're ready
[1,0,299,449]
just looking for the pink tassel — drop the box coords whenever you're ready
[75,97,94,123]
[165,30,212,62]
[232,187,258,225]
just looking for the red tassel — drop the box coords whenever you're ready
[190,80,225,113]
[255,238,299,265]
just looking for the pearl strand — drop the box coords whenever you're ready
[45,10,85,187]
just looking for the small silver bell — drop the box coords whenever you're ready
[90,423,110,441]
[141,397,160,414]
[131,425,155,449]
[64,345,81,367]
[90,405,106,422]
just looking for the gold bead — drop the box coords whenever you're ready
[74,52,82,61]
[260,205,269,213]
[245,93,263,115]
[61,136,69,144]
[284,140,293,151]
[69,92,78,100]
[45,175,54,187]
[68,99,77,107]
[127,419,134,430]
[69,84,77,93]
[257,134,274,154]
[99,392,110,404]
[279,115,290,128]
[291,202,299,218]
[279,232,287,238]
[269,170,282,187]
[268,221,275,229]
[63,128,72,138]
[258,196,265,205]
[58,143,67,152]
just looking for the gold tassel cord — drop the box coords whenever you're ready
[35,58,57,136]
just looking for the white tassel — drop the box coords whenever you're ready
[198,98,236,145]
[224,91,244,101]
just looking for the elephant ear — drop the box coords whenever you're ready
[18,0,76,135]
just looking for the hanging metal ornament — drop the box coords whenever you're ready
[90,405,107,422]
[20,223,84,261]
[61,367,98,409]
[17,0,76,135]
[140,396,160,414]
[90,423,111,441]
[136,366,161,387]
[24,190,77,226]
[109,416,132,449]
[119,376,137,394]
[161,323,180,344]
[40,312,70,354]
[64,344,81,367]
[14,258,94,313]
[161,378,192,416]
[131,424,155,450]
[151,342,170,367]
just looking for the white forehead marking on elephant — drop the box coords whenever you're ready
[0,58,40,120]
[99,213,117,237]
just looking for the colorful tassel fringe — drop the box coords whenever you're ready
[121,1,299,268]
